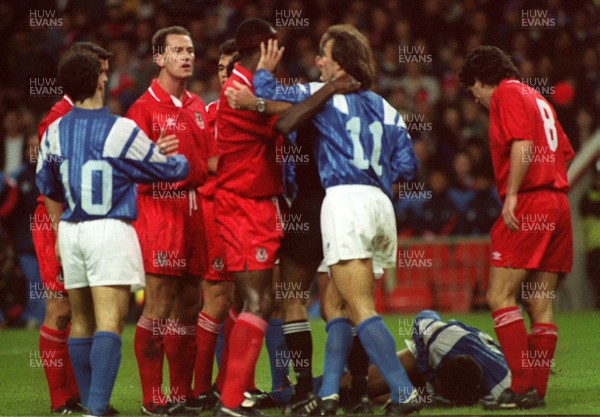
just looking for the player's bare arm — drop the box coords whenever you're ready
[43,196,63,262]
[225,81,292,114]
[275,74,360,135]
[503,139,534,231]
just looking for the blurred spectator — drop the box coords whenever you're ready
[455,168,501,235]
[0,169,24,328]
[579,161,600,309]
[419,169,459,237]
[1,134,45,327]
[398,62,440,108]
[2,110,25,176]
[448,151,475,214]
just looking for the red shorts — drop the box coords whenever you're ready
[31,203,65,293]
[202,198,233,282]
[215,190,282,272]
[491,190,573,273]
[135,191,208,277]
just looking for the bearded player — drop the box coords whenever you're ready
[33,42,111,415]
[126,26,212,416]
[459,46,574,409]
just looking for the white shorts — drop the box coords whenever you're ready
[316,258,385,279]
[59,219,145,291]
[321,185,397,269]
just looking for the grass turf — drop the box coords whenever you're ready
[0,311,599,416]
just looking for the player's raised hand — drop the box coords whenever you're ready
[225,81,257,110]
[157,129,179,156]
[257,39,284,73]
[502,193,520,231]
[331,74,361,94]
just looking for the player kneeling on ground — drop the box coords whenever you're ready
[36,49,189,417]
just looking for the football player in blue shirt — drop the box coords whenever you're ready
[226,25,420,415]
[36,49,189,417]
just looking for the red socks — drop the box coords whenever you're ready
[220,313,267,408]
[194,312,222,396]
[215,308,238,391]
[528,323,558,398]
[39,325,80,410]
[164,322,197,402]
[135,316,167,407]
[492,307,532,394]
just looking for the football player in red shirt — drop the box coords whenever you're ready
[192,39,237,409]
[459,46,575,409]
[33,42,111,415]
[126,26,212,416]
[213,18,292,416]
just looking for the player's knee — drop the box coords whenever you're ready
[486,289,505,311]
[45,297,71,330]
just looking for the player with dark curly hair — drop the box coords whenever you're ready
[459,45,574,410]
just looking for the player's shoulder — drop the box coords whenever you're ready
[493,79,528,102]
[185,90,207,109]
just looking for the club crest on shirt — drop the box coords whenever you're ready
[57,271,64,283]
[195,112,205,129]
[213,257,224,271]
[256,247,268,263]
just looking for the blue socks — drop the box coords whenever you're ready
[266,318,290,390]
[69,332,122,416]
[318,317,353,399]
[88,332,122,416]
[68,337,94,407]
[357,316,414,402]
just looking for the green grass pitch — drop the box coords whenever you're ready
[1,312,599,416]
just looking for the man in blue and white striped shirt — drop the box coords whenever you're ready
[36,48,188,417]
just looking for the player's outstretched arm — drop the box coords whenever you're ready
[104,119,190,184]
[274,74,361,135]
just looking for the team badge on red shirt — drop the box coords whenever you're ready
[195,112,205,129]
[213,257,224,271]
[256,247,268,263]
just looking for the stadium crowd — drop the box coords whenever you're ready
[0,0,599,319]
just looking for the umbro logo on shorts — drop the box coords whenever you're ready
[492,251,502,261]
[256,247,268,263]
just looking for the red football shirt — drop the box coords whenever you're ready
[126,79,213,193]
[36,95,74,203]
[489,79,575,199]
[216,63,282,198]
[198,100,219,199]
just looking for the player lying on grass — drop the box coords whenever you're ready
[36,48,189,417]
[314,310,511,408]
